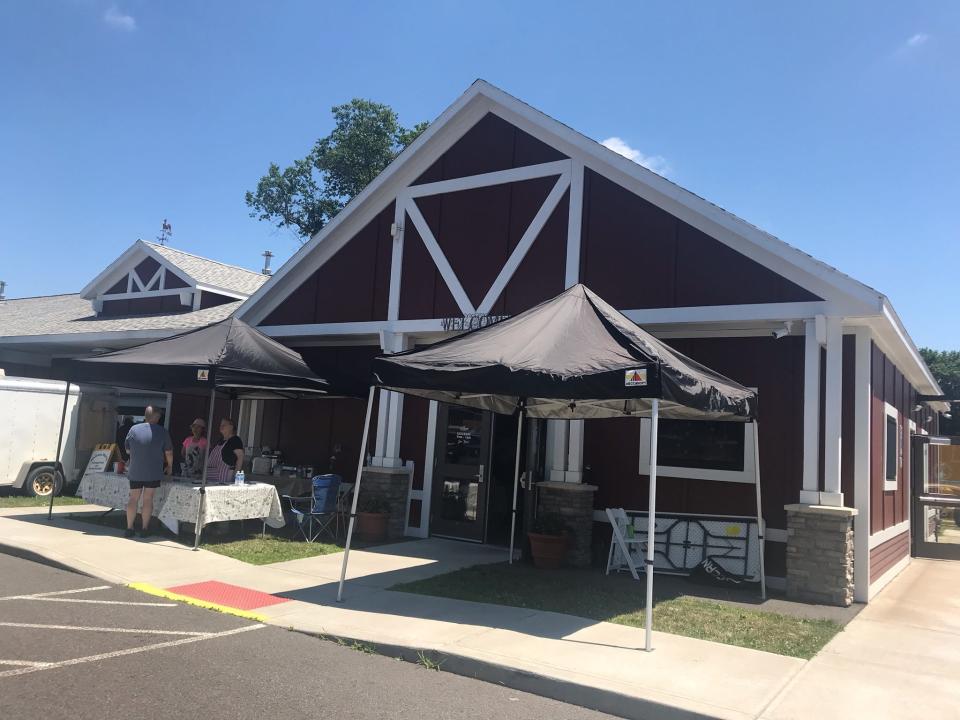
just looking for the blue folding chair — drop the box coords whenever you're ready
[284,474,341,543]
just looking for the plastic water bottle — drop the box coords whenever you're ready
[234,470,245,486]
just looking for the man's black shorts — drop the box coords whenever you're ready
[128,480,162,490]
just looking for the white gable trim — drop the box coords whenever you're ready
[235,80,939,396]
[80,240,201,300]
[238,81,883,327]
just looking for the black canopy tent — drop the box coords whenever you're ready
[45,317,358,547]
[336,285,762,651]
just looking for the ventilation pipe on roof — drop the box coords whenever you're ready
[261,250,274,276]
[0,280,6,301]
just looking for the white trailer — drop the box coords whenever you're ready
[0,377,122,496]
[0,377,81,496]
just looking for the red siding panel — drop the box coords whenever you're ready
[413,113,567,185]
[274,346,381,471]
[579,169,821,308]
[263,203,394,325]
[400,177,566,319]
[841,334,856,504]
[584,336,804,532]
[501,191,568,315]
[870,342,916,534]
[869,531,909,584]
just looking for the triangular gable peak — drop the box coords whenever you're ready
[241,80,885,332]
[80,240,265,318]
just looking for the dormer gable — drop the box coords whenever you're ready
[80,240,267,317]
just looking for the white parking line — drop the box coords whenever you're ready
[28,598,177,607]
[0,586,112,601]
[0,624,266,678]
[0,660,52,668]
[0,622,210,636]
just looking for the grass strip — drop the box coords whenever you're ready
[392,563,841,659]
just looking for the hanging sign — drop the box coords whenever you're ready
[197,369,209,381]
[624,368,648,387]
[440,314,510,332]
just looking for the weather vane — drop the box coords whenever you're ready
[157,219,172,246]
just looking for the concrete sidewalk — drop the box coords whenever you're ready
[0,505,837,719]
[761,558,960,720]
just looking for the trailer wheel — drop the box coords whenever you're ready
[24,466,63,497]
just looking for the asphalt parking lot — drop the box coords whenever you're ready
[0,552,615,720]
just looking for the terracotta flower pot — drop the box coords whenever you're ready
[527,532,567,569]
[356,511,389,543]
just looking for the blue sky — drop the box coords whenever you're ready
[1,1,957,347]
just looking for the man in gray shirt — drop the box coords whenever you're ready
[123,406,173,538]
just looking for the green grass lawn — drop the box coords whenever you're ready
[201,534,343,565]
[0,493,86,508]
[392,563,841,659]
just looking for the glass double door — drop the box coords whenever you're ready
[912,435,960,561]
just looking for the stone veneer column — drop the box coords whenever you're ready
[359,466,411,540]
[535,481,598,567]
[784,504,857,606]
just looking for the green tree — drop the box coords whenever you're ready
[920,348,960,434]
[920,349,960,399]
[246,99,428,241]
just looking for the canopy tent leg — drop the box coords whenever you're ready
[508,406,525,564]
[337,385,377,602]
[644,398,659,652]
[193,387,217,551]
[753,420,767,600]
[46,381,72,521]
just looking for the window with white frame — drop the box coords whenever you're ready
[883,402,901,491]
[638,418,756,484]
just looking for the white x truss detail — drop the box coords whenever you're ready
[398,160,572,317]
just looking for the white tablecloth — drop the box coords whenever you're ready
[77,473,285,534]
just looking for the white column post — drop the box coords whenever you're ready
[565,419,584,483]
[853,327,872,602]
[547,420,569,483]
[801,316,823,504]
[822,317,844,507]
[372,331,407,468]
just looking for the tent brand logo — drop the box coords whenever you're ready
[197,369,209,381]
[624,369,647,387]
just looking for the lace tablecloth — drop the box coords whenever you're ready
[77,473,285,533]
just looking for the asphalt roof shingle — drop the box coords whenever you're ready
[145,242,269,296]
[0,293,243,338]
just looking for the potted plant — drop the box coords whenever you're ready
[527,513,568,569]
[356,496,391,543]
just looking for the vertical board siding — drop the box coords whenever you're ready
[266,346,380,473]
[262,203,394,325]
[399,177,567,319]
[870,342,920,534]
[841,334,856,503]
[584,335,804,531]
[869,531,910,583]
[578,170,822,309]
[413,112,567,185]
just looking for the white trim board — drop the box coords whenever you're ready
[233,79,941,398]
[869,522,909,550]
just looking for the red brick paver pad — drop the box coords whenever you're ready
[167,581,291,611]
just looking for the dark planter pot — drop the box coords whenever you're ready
[356,512,389,543]
[527,532,567,569]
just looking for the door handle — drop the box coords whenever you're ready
[476,464,485,483]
